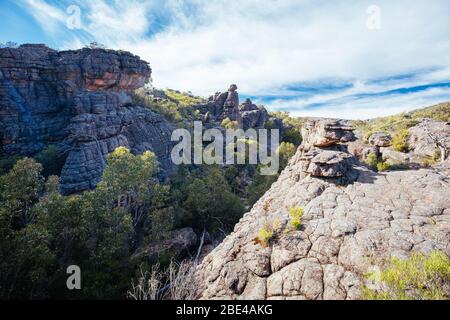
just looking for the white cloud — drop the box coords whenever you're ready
[19,0,450,119]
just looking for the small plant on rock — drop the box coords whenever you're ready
[376,160,391,172]
[392,129,410,153]
[364,153,378,170]
[289,207,304,230]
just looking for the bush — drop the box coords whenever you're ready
[289,207,304,230]
[182,166,245,234]
[363,251,450,300]
[392,129,410,153]
[364,153,378,170]
[277,142,296,169]
[221,117,239,130]
[0,155,22,175]
[256,218,281,247]
[377,161,391,172]
[35,145,66,178]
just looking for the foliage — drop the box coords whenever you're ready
[246,165,278,206]
[364,153,379,170]
[268,111,304,146]
[164,89,205,106]
[0,158,54,299]
[0,155,22,175]
[352,103,450,146]
[256,226,274,247]
[182,166,245,234]
[0,148,175,299]
[377,160,391,172]
[34,145,66,178]
[392,129,410,153]
[132,88,205,123]
[221,117,239,130]
[363,251,450,300]
[255,216,281,248]
[289,207,304,230]
[0,158,44,228]
[277,142,296,168]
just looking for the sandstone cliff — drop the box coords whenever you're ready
[0,44,174,194]
[194,118,450,300]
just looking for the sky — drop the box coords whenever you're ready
[1,0,449,120]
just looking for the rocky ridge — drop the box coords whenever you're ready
[0,44,174,194]
[193,118,450,300]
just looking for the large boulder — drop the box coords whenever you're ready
[368,132,392,147]
[408,119,450,162]
[301,119,356,149]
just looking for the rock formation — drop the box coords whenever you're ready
[196,85,269,129]
[0,44,175,194]
[239,99,269,130]
[193,118,450,300]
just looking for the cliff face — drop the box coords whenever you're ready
[194,119,450,300]
[0,44,174,194]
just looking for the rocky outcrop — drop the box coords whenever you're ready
[408,119,450,163]
[368,132,392,147]
[298,119,358,183]
[193,118,450,300]
[0,44,174,194]
[239,99,269,130]
[196,85,269,129]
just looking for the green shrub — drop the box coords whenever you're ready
[35,145,66,178]
[364,153,378,170]
[377,161,391,172]
[277,142,296,169]
[392,129,410,153]
[0,155,22,175]
[363,251,450,300]
[257,227,274,247]
[289,207,304,230]
[256,218,281,247]
[221,117,239,129]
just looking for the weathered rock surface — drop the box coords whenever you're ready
[408,119,450,163]
[195,85,269,129]
[0,44,174,194]
[194,119,450,300]
[239,99,269,130]
[368,132,392,147]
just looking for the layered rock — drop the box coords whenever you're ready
[193,118,450,300]
[239,99,269,130]
[0,44,174,194]
[196,85,269,129]
[297,119,358,183]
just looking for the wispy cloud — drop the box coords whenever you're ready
[9,0,450,119]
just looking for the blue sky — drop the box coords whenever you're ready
[1,0,449,119]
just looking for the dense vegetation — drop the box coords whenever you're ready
[0,80,303,299]
[132,87,205,123]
